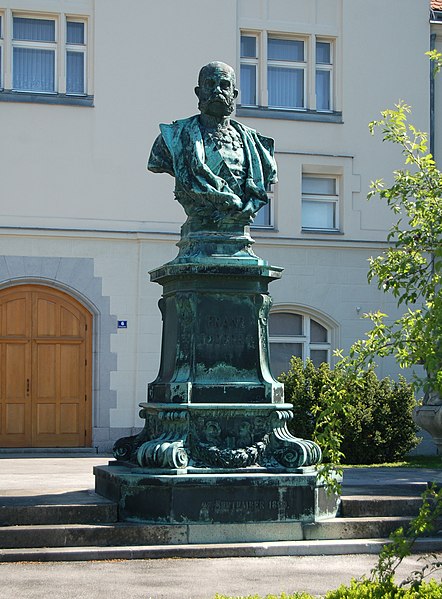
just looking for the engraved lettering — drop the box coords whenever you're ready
[206,315,246,330]
[199,499,286,514]
[199,331,256,348]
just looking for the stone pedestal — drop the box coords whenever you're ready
[95,223,334,531]
[94,463,340,527]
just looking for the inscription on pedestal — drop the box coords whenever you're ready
[195,300,258,376]
[173,484,313,523]
[199,313,255,349]
[199,498,288,519]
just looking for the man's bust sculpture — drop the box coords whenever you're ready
[148,61,277,227]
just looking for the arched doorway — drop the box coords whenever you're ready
[0,284,92,447]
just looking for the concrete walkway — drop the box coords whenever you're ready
[0,453,111,499]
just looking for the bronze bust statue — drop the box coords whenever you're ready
[148,61,277,226]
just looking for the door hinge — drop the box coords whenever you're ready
[85,324,88,331]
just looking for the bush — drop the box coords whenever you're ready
[325,578,442,598]
[213,594,313,599]
[279,357,419,464]
[213,579,442,598]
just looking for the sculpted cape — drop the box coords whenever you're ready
[148,115,277,220]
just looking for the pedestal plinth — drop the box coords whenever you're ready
[147,259,284,405]
[94,464,340,527]
[96,224,332,530]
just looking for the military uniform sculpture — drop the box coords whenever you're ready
[148,61,276,226]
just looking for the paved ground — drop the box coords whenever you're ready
[0,454,110,497]
[0,554,433,598]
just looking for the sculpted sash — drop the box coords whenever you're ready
[148,115,277,219]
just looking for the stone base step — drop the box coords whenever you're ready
[2,537,442,562]
[0,482,437,561]
[1,516,437,549]
[0,522,189,549]
[0,520,327,548]
[0,501,118,526]
[0,494,421,528]
[340,496,423,518]
[0,490,118,526]
[304,516,417,540]
[342,483,429,497]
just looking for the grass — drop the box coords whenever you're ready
[343,455,442,469]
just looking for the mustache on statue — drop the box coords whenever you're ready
[199,96,235,114]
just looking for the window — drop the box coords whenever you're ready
[301,175,339,231]
[267,36,305,109]
[240,31,335,115]
[12,16,57,92]
[316,40,333,111]
[240,34,258,106]
[269,311,331,377]
[252,185,274,228]
[253,202,272,227]
[0,10,91,104]
[66,20,86,95]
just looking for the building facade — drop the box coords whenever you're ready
[0,0,433,450]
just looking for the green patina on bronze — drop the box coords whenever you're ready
[148,61,276,226]
[113,62,322,471]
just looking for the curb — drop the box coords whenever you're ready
[1,537,442,563]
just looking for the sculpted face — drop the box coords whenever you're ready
[195,62,238,118]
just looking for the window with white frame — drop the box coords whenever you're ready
[301,175,339,231]
[316,40,333,111]
[240,34,258,106]
[269,311,331,377]
[240,31,335,113]
[0,11,89,99]
[251,185,274,228]
[253,201,272,227]
[66,20,87,95]
[12,16,57,92]
[267,36,306,109]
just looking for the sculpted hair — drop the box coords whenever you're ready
[197,61,236,87]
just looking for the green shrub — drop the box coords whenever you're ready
[279,357,419,465]
[325,578,442,598]
[213,594,314,599]
[213,579,442,598]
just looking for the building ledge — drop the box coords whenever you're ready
[236,106,343,123]
[301,229,344,235]
[0,89,94,107]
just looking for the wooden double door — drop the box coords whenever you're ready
[0,285,92,447]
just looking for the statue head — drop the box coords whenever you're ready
[195,61,238,118]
